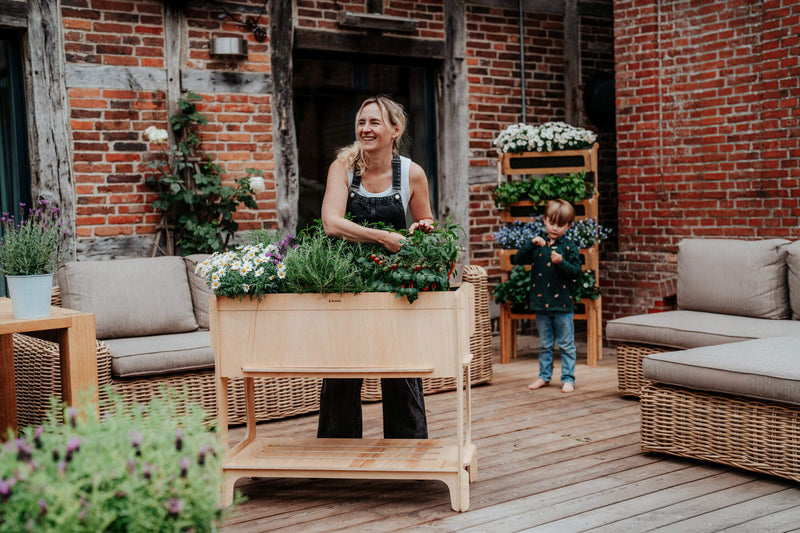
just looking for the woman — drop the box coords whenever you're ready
[318,96,434,439]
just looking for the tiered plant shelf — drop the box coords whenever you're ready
[495,143,603,366]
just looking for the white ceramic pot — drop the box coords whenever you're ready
[5,273,54,319]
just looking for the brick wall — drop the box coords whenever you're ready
[62,0,275,244]
[466,4,616,288]
[609,0,800,319]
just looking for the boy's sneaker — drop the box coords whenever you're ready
[561,382,575,393]
[527,378,549,390]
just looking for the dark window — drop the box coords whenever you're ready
[293,53,438,231]
[0,33,31,296]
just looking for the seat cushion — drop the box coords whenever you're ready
[677,238,791,319]
[606,309,800,350]
[787,241,800,320]
[183,254,212,329]
[642,337,800,406]
[57,256,199,340]
[104,330,213,378]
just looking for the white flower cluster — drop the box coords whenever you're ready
[249,175,266,193]
[494,121,597,153]
[195,240,291,296]
[144,126,169,145]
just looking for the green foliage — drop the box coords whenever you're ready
[358,220,463,303]
[492,171,594,211]
[145,91,259,255]
[282,226,374,295]
[194,220,464,304]
[492,266,601,308]
[0,391,239,533]
[0,200,72,276]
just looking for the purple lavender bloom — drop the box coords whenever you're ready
[130,429,142,448]
[34,426,44,449]
[38,498,47,515]
[180,457,190,477]
[0,478,14,501]
[67,407,77,428]
[175,428,183,451]
[16,438,32,462]
[126,458,137,475]
[65,435,82,462]
[166,497,184,516]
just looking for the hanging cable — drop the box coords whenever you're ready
[519,0,526,123]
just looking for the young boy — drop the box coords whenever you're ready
[511,199,582,393]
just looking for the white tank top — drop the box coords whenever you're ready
[347,155,412,212]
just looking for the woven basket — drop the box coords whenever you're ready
[616,342,676,398]
[361,265,494,401]
[12,266,492,427]
[641,382,800,482]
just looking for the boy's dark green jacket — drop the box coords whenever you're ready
[510,234,582,313]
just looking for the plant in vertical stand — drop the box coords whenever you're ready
[144,91,263,255]
[0,200,72,276]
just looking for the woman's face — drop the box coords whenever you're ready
[357,103,399,153]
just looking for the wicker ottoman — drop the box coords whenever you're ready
[640,337,800,482]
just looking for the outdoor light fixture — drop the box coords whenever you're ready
[209,37,248,58]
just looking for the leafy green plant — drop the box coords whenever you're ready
[358,220,463,303]
[493,171,594,211]
[0,200,72,276]
[0,391,237,533]
[492,266,601,308]
[144,91,260,255]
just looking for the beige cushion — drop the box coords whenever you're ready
[677,238,790,319]
[183,254,212,329]
[104,331,213,378]
[56,257,198,339]
[787,242,800,320]
[606,309,800,349]
[643,337,800,406]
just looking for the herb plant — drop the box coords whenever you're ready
[0,391,236,533]
[144,91,261,255]
[493,172,594,211]
[0,200,72,276]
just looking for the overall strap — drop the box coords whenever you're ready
[391,154,401,192]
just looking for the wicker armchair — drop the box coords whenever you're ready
[12,265,493,427]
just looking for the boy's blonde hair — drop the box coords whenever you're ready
[544,199,575,226]
[336,96,407,176]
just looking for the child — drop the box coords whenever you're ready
[511,199,582,393]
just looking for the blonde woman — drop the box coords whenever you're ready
[318,96,435,439]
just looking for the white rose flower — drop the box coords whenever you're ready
[144,126,169,144]
[249,175,266,193]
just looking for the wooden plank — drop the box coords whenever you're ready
[181,70,271,94]
[0,0,26,29]
[269,0,299,235]
[716,502,800,532]
[294,28,445,59]
[25,0,76,236]
[65,64,166,90]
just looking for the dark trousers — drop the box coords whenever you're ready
[317,377,428,439]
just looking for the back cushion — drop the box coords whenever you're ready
[56,256,199,339]
[786,241,800,320]
[183,254,212,329]
[677,238,791,319]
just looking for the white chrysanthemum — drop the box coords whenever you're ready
[144,125,169,144]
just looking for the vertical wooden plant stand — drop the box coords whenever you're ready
[496,143,603,365]
[211,283,477,512]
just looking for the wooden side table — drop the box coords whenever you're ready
[0,298,97,434]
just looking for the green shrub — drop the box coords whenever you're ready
[492,171,594,211]
[0,391,238,533]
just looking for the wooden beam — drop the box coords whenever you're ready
[438,0,470,261]
[294,28,445,60]
[66,64,166,90]
[0,0,27,29]
[25,0,76,237]
[269,0,299,235]
[564,0,580,124]
[336,11,418,33]
[163,3,184,127]
[467,0,562,13]
[182,70,271,95]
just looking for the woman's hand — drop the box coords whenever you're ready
[380,231,407,253]
[408,218,434,234]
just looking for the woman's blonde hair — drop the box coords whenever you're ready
[336,96,407,176]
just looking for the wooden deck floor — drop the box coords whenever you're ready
[221,336,800,532]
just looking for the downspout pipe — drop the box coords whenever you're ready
[519,0,526,123]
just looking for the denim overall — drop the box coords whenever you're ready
[317,155,428,439]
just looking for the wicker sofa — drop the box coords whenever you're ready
[607,238,800,397]
[606,238,800,481]
[12,257,492,427]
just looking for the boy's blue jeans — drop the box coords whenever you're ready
[535,311,576,384]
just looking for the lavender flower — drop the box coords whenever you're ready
[180,457,190,477]
[166,497,184,516]
[175,428,183,451]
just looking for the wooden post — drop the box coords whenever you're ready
[439,0,469,260]
[564,0,580,124]
[25,0,76,240]
[270,0,299,235]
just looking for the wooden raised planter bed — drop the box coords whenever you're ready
[211,283,477,511]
